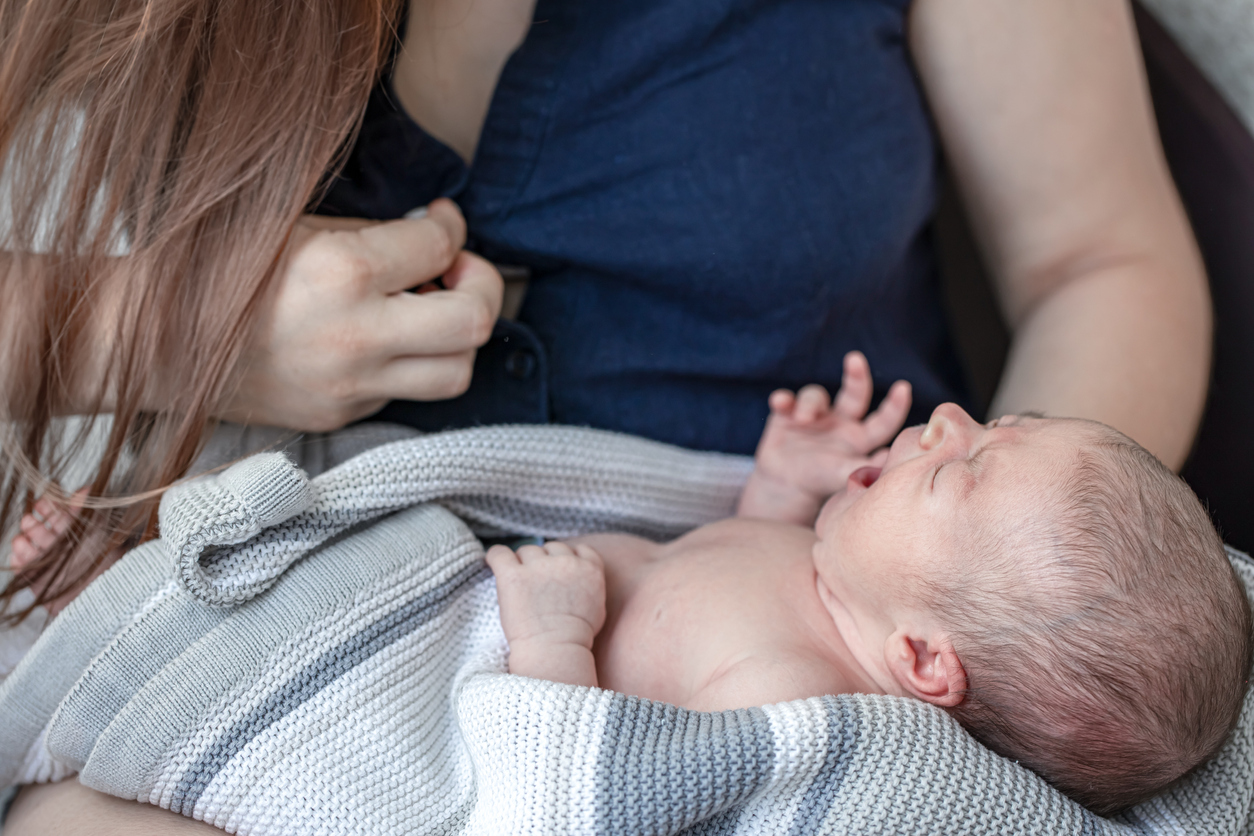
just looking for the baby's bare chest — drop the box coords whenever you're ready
[569,519,850,708]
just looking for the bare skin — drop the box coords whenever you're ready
[486,354,918,710]
[487,385,1095,716]
[583,520,874,710]
[489,523,874,713]
[6,0,1216,827]
[486,352,912,710]
[6,778,221,836]
[910,0,1210,469]
[216,201,505,431]
[392,0,536,164]
[2,358,1170,828]
[8,354,909,829]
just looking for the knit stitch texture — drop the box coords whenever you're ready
[1,424,1252,835]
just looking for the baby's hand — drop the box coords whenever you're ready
[738,351,911,525]
[486,541,606,688]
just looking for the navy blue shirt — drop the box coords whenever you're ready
[317,0,970,455]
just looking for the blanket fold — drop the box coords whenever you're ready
[167,426,755,607]
[2,424,1253,835]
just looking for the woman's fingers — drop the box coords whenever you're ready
[440,250,505,324]
[860,380,913,447]
[377,291,490,355]
[308,253,503,402]
[832,351,874,419]
[221,206,506,430]
[12,488,87,569]
[363,351,478,402]
[357,198,468,294]
[376,252,502,354]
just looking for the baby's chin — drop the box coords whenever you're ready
[814,467,882,538]
[814,490,849,539]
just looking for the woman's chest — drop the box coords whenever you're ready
[383,0,935,273]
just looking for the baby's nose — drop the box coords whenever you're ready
[920,403,980,450]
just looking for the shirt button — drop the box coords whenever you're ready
[505,348,538,381]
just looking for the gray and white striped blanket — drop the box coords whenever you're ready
[2,425,1253,835]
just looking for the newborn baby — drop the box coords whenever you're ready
[487,352,1253,816]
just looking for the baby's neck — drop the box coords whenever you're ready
[579,518,887,711]
[810,570,895,696]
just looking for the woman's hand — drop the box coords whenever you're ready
[911,0,1211,470]
[219,198,504,432]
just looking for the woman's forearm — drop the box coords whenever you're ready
[989,255,1210,471]
[911,0,1212,470]
[7,779,223,835]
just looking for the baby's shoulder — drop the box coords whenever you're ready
[685,650,851,712]
[673,516,817,551]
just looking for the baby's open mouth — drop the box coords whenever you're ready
[849,466,881,490]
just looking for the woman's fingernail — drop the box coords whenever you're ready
[404,206,429,220]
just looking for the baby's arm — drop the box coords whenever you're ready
[486,541,607,688]
[738,352,911,526]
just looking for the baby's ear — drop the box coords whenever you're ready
[884,630,967,708]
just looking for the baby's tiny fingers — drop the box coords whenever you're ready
[19,511,44,536]
[25,490,84,538]
[32,497,58,524]
[573,544,605,568]
[485,544,522,572]
[67,487,90,511]
[19,514,59,551]
[543,541,575,557]
[768,389,796,416]
[794,385,831,423]
[832,351,873,420]
[10,534,37,568]
[861,380,913,447]
[515,544,549,564]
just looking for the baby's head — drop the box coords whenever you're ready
[813,404,1252,815]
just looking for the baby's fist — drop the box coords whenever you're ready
[487,541,607,655]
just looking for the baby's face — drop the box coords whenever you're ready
[811,404,1090,673]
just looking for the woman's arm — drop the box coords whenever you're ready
[6,780,222,836]
[910,0,1211,470]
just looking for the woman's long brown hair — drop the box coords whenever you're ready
[0,0,401,619]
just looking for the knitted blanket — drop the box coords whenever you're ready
[2,425,1253,835]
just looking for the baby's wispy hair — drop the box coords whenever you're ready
[933,422,1251,815]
